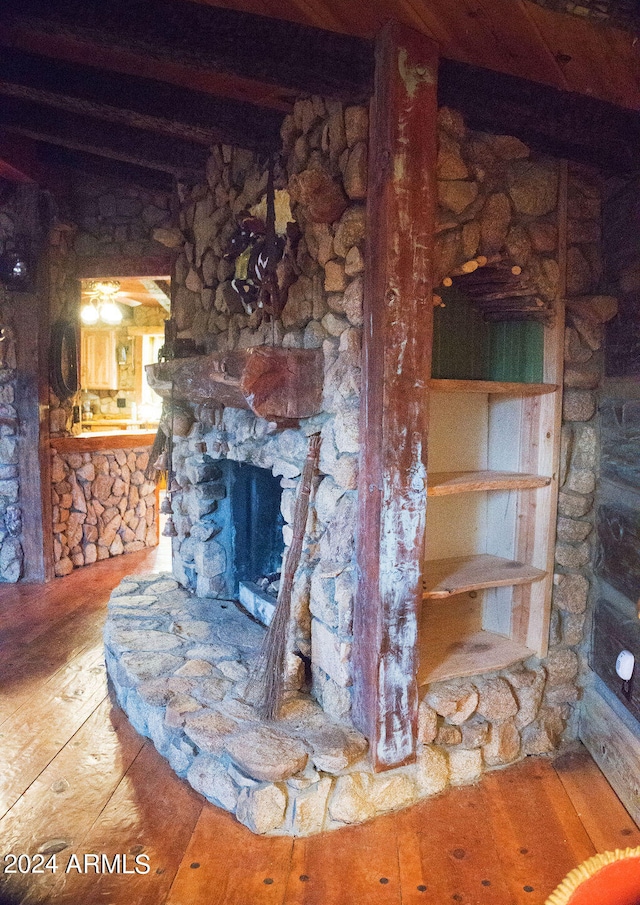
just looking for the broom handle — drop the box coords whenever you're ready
[277,433,321,608]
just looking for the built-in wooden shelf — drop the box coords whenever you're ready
[422,553,546,599]
[427,470,551,496]
[418,629,534,685]
[429,378,558,396]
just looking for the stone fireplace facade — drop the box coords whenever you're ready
[104,98,610,833]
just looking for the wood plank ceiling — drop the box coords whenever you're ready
[0,0,640,189]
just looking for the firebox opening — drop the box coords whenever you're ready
[227,462,285,625]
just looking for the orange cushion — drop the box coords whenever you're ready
[546,848,640,905]
[566,857,640,905]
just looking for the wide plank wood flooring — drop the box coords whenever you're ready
[1,540,639,905]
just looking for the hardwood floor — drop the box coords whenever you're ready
[1,542,639,905]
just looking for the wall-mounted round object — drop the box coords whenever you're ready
[50,320,79,401]
[615,649,635,682]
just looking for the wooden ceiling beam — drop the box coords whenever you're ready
[439,59,640,174]
[0,46,283,151]
[1,0,374,104]
[34,145,176,193]
[0,96,209,179]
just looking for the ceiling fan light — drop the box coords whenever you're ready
[81,302,99,325]
[100,301,123,325]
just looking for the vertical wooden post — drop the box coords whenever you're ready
[11,184,55,582]
[353,23,438,769]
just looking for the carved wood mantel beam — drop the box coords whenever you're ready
[353,23,437,770]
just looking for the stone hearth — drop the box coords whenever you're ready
[105,572,448,835]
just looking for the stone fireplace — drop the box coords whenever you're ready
[103,74,598,834]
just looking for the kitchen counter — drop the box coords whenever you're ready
[51,430,158,453]
[80,419,160,431]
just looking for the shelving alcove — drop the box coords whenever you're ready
[418,285,563,686]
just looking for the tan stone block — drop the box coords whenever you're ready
[187,755,239,812]
[165,693,204,728]
[175,659,214,678]
[225,726,308,782]
[555,541,591,569]
[183,709,237,755]
[237,784,287,834]
[557,492,592,519]
[328,773,375,824]
[507,667,546,729]
[545,649,579,686]
[417,701,438,744]
[508,160,558,216]
[415,744,449,796]
[311,619,351,687]
[436,725,462,746]
[437,132,468,180]
[324,260,347,293]
[370,772,417,814]
[344,246,364,276]
[425,681,479,724]
[480,192,511,253]
[483,719,521,766]
[476,677,518,722]
[288,776,333,835]
[448,748,482,784]
[563,389,596,422]
[460,717,490,749]
[54,556,74,577]
[438,107,466,141]
[307,724,368,773]
[439,180,478,215]
[51,455,67,483]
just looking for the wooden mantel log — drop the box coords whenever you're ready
[353,23,437,770]
[145,347,323,423]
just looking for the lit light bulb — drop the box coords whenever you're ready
[100,301,123,325]
[81,302,99,325]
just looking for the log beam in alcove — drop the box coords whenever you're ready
[353,23,437,770]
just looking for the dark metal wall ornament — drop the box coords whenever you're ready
[223,155,299,323]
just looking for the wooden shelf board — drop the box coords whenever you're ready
[422,553,546,599]
[418,629,534,684]
[429,378,557,396]
[427,470,551,496]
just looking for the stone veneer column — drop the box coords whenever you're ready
[163,94,368,724]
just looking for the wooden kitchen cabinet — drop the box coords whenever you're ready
[81,328,118,390]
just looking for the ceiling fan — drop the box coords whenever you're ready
[80,279,140,325]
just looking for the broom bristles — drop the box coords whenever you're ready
[251,433,321,720]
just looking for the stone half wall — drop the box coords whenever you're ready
[167,96,367,723]
[51,445,158,576]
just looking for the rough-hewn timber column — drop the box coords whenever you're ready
[353,23,437,770]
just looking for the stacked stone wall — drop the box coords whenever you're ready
[415,110,608,778]
[168,96,368,723]
[51,445,157,576]
[48,173,174,438]
[104,107,613,831]
[0,194,27,582]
